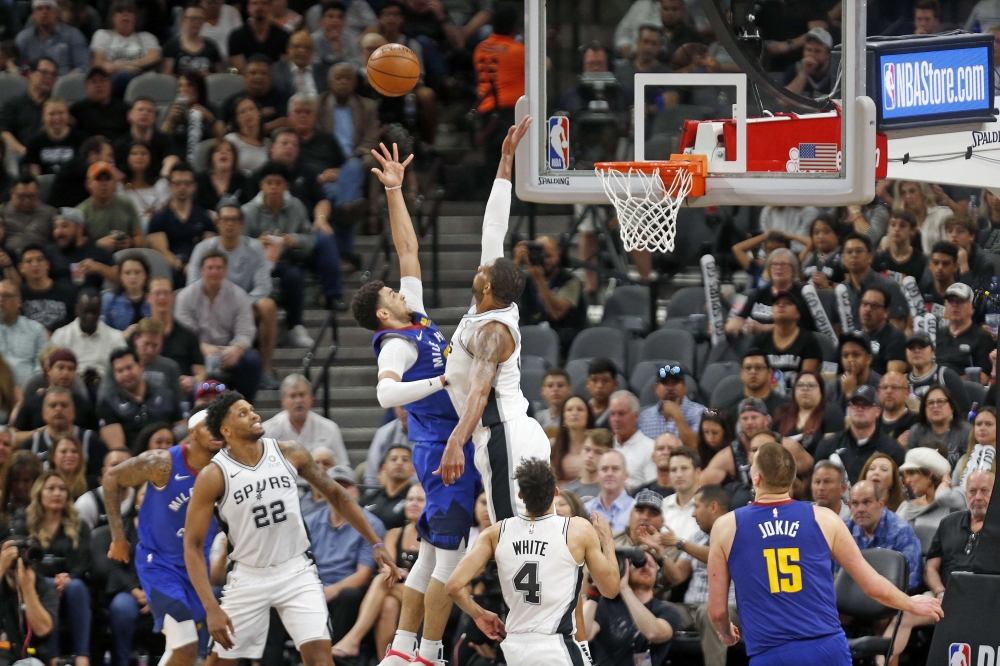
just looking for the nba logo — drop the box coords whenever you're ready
[949,643,971,666]
[883,63,897,111]
[548,116,569,170]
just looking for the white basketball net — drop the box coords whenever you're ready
[596,165,693,253]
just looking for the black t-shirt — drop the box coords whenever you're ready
[928,510,976,586]
[246,164,325,212]
[361,484,411,531]
[24,130,87,176]
[814,429,906,484]
[935,321,994,378]
[801,249,844,284]
[161,322,205,376]
[880,410,919,441]
[401,6,448,43]
[297,132,345,176]
[194,171,249,213]
[777,402,845,454]
[592,594,682,666]
[97,385,182,447]
[44,240,114,291]
[113,131,177,175]
[223,87,289,129]
[13,391,98,432]
[162,36,222,74]
[631,480,675,499]
[20,281,77,332]
[866,322,907,376]
[70,98,130,142]
[0,92,44,146]
[227,23,289,64]
[752,329,823,390]
[0,572,59,661]
[874,248,926,285]
[147,205,216,261]
[738,285,817,331]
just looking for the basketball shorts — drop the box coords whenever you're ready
[502,634,586,666]
[749,633,851,666]
[213,554,330,659]
[473,414,552,522]
[135,545,206,634]
[412,439,482,550]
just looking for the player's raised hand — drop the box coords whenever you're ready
[207,604,236,651]
[474,610,506,641]
[591,511,614,544]
[908,594,944,620]
[496,115,533,181]
[370,142,413,190]
[433,436,466,485]
[373,543,402,586]
[108,537,131,564]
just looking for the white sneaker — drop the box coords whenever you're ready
[290,324,314,348]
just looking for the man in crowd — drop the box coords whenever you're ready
[15,0,89,75]
[228,0,290,73]
[563,428,612,501]
[633,433,679,498]
[614,489,666,548]
[841,233,908,326]
[18,244,75,332]
[614,25,669,101]
[811,459,852,520]
[78,161,143,252]
[225,55,290,134]
[12,349,98,436]
[722,350,789,416]
[112,98,177,174]
[145,277,204,396]
[0,539,56,659]
[317,62,380,176]
[752,290,822,390]
[784,27,833,98]
[914,0,944,33]
[826,331,881,410]
[147,163,216,287]
[879,371,919,444]
[174,250,263,401]
[74,449,134,529]
[844,480,923,589]
[0,175,56,255]
[262,373,348,462]
[637,363,705,447]
[815,386,906,484]
[124,318,183,398]
[586,358,620,428]
[0,279,48,384]
[585,449,635,534]
[946,213,995,291]
[312,1,362,69]
[657,0,702,65]
[905,331,971,412]
[273,30,327,96]
[534,367,571,430]
[921,241,961,315]
[609,390,656,491]
[24,386,107,482]
[0,57,56,157]
[859,286,908,375]
[49,136,117,209]
[661,445,702,540]
[69,67,129,141]
[248,128,328,216]
[44,207,117,291]
[936,282,993,382]
[361,445,414,530]
[513,236,586,351]
[51,289,126,379]
[97,348,183,451]
[363,406,412,486]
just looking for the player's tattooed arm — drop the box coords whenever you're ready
[103,449,173,563]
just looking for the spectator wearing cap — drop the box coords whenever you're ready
[637,364,706,447]
[69,68,129,141]
[12,349,98,438]
[841,233,909,327]
[96,347,183,451]
[360,445,413,531]
[363,407,413,486]
[16,0,90,76]
[633,433,679,498]
[0,279,47,384]
[585,449,635,534]
[145,276,204,396]
[858,286,908,377]
[51,288,127,379]
[878,371,920,444]
[45,207,117,291]
[193,379,225,408]
[905,330,971,413]
[811,459,852,520]
[826,331,881,411]
[896,447,963,532]
[751,290,822,392]
[843,480,924,589]
[586,358,620,429]
[614,489,665,549]
[0,57,56,157]
[262,373,348,461]
[814,385,906,484]
[0,174,57,256]
[945,213,995,292]
[936,282,994,383]
[609,390,656,492]
[18,243,76,333]
[783,27,832,99]
[78,161,143,252]
[722,349,789,417]
[920,240,961,317]
[659,445,702,540]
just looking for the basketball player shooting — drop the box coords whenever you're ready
[707,442,943,665]
[182,391,400,666]
[445,458,621,666]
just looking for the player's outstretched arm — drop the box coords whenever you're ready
[580,513,621,598]
[283,440,401,583]
[707,514,740,646]
[481,116,532,266]
[444,524,506,641]
[436,321,514,484]
[102,449,172,563]
[182,464,234,650]
[370,142,419,279]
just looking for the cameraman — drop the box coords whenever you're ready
[0,540,57,662]
[514,237,586,353]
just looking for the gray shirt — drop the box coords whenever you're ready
[187,235,272,301]
[363,419,412,486]
[0,201,55,254]
[99,355,182,402]
[15,23,91,75]
[174,279,256,349]
[240,192,315,254]
[562,479,600,503]
[0,315,47,384]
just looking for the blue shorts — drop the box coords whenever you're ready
[135,545,207,633]
[412,439,482,550]
[750,633,851,666]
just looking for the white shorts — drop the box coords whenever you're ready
[213,554,330,659]
[502,634,585,666]
[473,413,552,523]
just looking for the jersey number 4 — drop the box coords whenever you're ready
[513,561,541,605]
[252,500,288,529]
[763,548,802,593]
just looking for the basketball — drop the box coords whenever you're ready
[367,44,421,97]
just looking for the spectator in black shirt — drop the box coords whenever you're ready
[246,128,329,215]
[0,538,57,663]
[878,371,919,445]
[657,0,702,66]
[148,162,216,287]
[783,27,833,99]
[144,276,204,396]
[752,290,822,391]
[361,444,413,531]
[48,136,117,209]
[936,282,993,382]
[814,385,906,484]
[720,349,790,416]
[826,331,881,411]
[726,248,817,336]
[841,233,909,327]
[905,330,971,414]
[874,209,925,286]
[772,370,844,455]
[859,286,908,375]
[161,3,223,75]
[945,213,995,292]
[112,98,178,174]
[0,57,56,158]
[228,0,290,73]
[97,348,183,451]
[17,243,76,332]
[921,241,960,318]
[45,207,117,291]
[514,236,586,353]
[24,98,86,177]
[70,66,129,142]
[222,55,290,136]
[800,213,844,289]
[12,349,98,438]
[193,138,249,213]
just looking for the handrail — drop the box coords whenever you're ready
[300,309,340,419]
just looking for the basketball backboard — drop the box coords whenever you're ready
[513,0,877,207]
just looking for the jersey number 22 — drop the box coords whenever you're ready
[763,548,802,594]
[253,500,288,529]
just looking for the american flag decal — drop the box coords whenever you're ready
[798,143,839,172]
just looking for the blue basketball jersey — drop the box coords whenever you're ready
[728,500,843,658]
[137,444,217,568]
[373,313,459,443]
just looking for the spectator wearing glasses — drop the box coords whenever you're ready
[814,386,906,484]
[0,175,57,256]
[841,233,909,328]
[637,363,705,448]
[907,386,972,466]
[772,370,843,455]
[751,290,822,392]
[16,0,90,76]
[0,279,48,384]
[858,286,908,375]
[878,371,919,444]
[145,277,204,396]
[954,407,996,489]
[811,459,851,520]
[826,331,880,411]
[936,282,993,383]
[905,331,971,413]
[0,57,56,158]
[161,2,223,75]
[721,349,789,417]
[725,248,817,336]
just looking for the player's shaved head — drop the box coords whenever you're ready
[516,457,557,516]
[752,441,796,493]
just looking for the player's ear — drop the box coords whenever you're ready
[517,491,523,499]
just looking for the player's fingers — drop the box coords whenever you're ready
[379,142,391,160]
[432,465,442,476]
[393,143,399,162]
[371,148,386,165]
[402,154,414,168]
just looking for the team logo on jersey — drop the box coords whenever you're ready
[419,317,431,327]
[949,643,971,666]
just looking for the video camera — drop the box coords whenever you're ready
[522,241,546,267]
[7,519,43,569]
[615,547,649,577]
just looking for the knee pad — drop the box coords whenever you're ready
[162,615,199,651]
[430,542,466,585]
[404,540,436,594]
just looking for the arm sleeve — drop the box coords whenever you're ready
[399,276,425,316]
[480,178,512,265]
[377,377,445,408]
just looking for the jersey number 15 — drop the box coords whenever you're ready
[763,548,802,594]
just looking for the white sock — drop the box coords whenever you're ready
[391,630,418,657]
[417,639,443,663]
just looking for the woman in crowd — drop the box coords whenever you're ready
[729,230,803,291]
[907,386,972,466]
[467,492,490,548]
[160,70,219,163]
[799,213,845,288]
[131,422,175,456]
[101,254,151,333]
[90,0,162,96]
[49,434,88,499]
[224,96,271,174]
[0,451,43,519]
[953,407,997,488]
[160,3,223,75]
[550,395,595,485]
[896,446,961,530]
[725,247,817,334]
[977,188,1000,248]
[696,408,734,468]
[194,139,247,214]
[555,488,587,519]
[887,180,950,253]
[118,141,170,232]
[860,453,906,512]
[331,484,425,660]
[772,371,844,455]
[0,351,18,425]
[28,470,93,666]
[25,98,85,177]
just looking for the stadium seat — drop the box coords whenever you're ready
[521,367,545,408]
[567,327,627,373]
[601,285,651,335]
[913,524,938,557]
[520,325,560,368]
[206,73,246,113]
[124,72,178,107]
[835,548,908,662]
[699,362,741,401]
[666,286,706,320]
[191,138,214,173]
[638,329,696,376]
[520,355,549,372]
[965,380,988,405]
[53,73,87,105]
[0,73,27,107]
[37,173,54,205]
[709,374,745,409]
[816,333,839,364]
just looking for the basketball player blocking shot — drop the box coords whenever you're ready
[182,391,401,666]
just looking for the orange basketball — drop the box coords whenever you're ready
[367,44,421,97]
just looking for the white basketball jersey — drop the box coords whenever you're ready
[211,438,311,568]
[445,304,528,426]
[496,514,583,636]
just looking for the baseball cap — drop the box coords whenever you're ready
[32,0,58,8]
[87,161,114,179]
[633,489,663,511]
[839,330,872,355]
[195,380,226,401]
[738,397,768,416]
[657,363,687,382]
[905,331,935,349]
[84,65,109,81]
[945,282,974,302]
[57,207,84,225]
[805,27,833,50]
[328,465,356,485]
[772,290,801,307]
[848,385,880,407]
[898,447,951,478]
